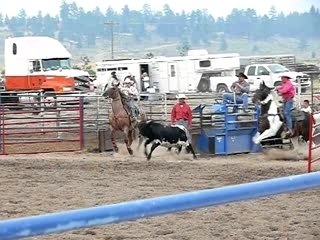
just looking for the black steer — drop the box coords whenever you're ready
[137,120,197,160]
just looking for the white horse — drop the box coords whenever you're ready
[252,84,283,144]
[251,81,312,147]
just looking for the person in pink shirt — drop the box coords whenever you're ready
[276,75,296,136]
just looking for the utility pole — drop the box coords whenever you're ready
[104,21,119,59]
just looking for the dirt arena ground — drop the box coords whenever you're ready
[0,142,320,240]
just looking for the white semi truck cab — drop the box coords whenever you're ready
[3,36,91,93]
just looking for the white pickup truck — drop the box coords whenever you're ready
[210,63,311,93]
[244,63,311,92]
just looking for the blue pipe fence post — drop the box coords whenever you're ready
[0,172,319,239]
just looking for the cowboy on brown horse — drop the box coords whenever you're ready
[102,82,138,155]
[121,78,139,120]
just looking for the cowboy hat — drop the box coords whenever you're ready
[176,93,188,99]
[280,75,292,79]
[124,78,133,84]
[236,72,248,79]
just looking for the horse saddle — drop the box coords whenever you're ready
[279,108,306,122]
[291,109,306,122]
[130,108,141,124]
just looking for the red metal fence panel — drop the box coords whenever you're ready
[0,98,84,155]
[308,112,320,172]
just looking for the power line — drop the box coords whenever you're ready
[104,21,119,59]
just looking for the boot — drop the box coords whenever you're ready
[285,128,294,137]
[280,131,287,139]
[129,111,136,122]
[130,115,136,122]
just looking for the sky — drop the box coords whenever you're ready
[0,0,319,17]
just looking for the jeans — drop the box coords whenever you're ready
[223,93,248,109]
[176,120,192,142]
[128,99,138,116]
[284,99,293,130]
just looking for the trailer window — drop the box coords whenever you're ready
[170,65,176,77]
[12,43,17,55]
[107,68,117,71]
[199,60,211,68]
[97,68,106,72]
[118,67,128,71]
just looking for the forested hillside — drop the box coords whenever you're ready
[0,1,319,69]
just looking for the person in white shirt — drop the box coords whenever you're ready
[141,72,150,91]
[120,78,139,118]
[301,99,312,114]
[301,99,317,125]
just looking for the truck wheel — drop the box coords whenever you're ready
[197,80,210,92]
[216,85,229,93]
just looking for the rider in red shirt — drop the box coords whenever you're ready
[171,94,192,129]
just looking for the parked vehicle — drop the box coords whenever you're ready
[0,36,91,104]
[239,54,311,92]
[239,54,296,73]
[244,63,311,92]
[210,63,311,93]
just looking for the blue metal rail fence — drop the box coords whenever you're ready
[0,172,319,239]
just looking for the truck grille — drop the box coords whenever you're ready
[74,76,91,92]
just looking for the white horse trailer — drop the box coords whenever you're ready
[95,52,240,93]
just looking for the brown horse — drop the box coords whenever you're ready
[103,87,136,155]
